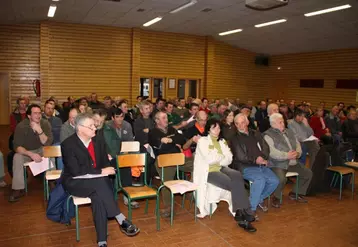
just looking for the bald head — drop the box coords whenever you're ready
[196,110,208,127]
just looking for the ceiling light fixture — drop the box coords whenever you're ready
[47,5,57,18]
[143,17,162,27]
[255,19,287,28]
[304,4,351,17]
[170,0,197,14]
[218,29,243,36]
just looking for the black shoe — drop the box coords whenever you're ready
[235,209,255,223]
[8,189,25,203]
[271,196,281,208]
[238,220,257,233]
[120,220,140,237]
[288,192,308,203]
[99,244,107,247]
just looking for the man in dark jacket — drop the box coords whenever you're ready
[230,113,278,215]
[61,113,139,247]
[254,101,267,128]
[148,111,187,216]
[324,105,342,143]
[342,110,358,152]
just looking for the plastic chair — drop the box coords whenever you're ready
[157,153,198,230]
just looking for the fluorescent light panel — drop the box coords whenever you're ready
[219,29,243,36]
[143,17,162,27]
[47,5,57,18]
[255,19,287,28]
[304,4,351,17]
[170,0,197,14]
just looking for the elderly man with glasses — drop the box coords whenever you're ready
[61,113,139,247]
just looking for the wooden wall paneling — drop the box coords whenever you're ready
[0,24,40,109]
[204,36,215,99]
[45,22,132,103]
[130,28,141,105]
[40,23,50,102]
[139,29,206,82]
[270,49,358,107]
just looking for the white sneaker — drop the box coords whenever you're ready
[0,181,7,188]
[123,196,140,209]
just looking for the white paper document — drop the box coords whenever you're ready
[73,174,108,179]
[169,180,198,195]
[303,135,319,142]
[28,157,55,176]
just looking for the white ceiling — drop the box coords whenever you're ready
[0,0,357,55]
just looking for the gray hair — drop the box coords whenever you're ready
[75,112,94,132]
[269,113,283,127]
[267,103,278,115]
[234,113,248,123]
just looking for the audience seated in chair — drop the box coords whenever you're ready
[220,110,236,142]
[60,108,79,143]
[148,111,189,217]
[342,110,358,153]
[9,104,53,202]
[103,108,139,208]
[61,113,139,247]
[288,109,320,169]
[183,110,208,154]
[230,114,279,218]
[324,105,342,143]
[194,118,256,232]
[258,103,278,133]
[263,113,313,208]
[309,107,331,140]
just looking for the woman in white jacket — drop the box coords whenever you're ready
[193,118,256,232]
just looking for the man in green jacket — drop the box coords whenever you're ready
[102,108,139,208]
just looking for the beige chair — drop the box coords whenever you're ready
[66,195,91,242]
[157,153,198,229]
[44,146,62,200]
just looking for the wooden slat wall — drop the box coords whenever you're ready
[0,24,40,109]
[209,40,270,103]
[41,22,132,102]
[270,49,358,108]
[139,29,206,99]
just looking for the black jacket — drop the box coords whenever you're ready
[61,134,110,185]
[229,129,270,171]
[342,119,358,142]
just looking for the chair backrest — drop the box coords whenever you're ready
[117,153,146,168]
[345,149,354,162]
[157,153,185,168]
[43,146,62,158]
[120,141,140,153]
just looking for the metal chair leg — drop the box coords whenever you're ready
[352,173,355,199]
[339,174,343,200]
[128,197,132,221]
[156,193,160,231]
[330,173,336,187]
[46,179,49,201]
[189,193,194,209]
[194,190,197,222]
[295,175,299,200]
[182,193,186,208]
[75,205,80,242]
[145,199,149,214]
[23,167,28,193]
[170,192,174,226]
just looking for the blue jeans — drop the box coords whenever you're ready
[243,166,279,211]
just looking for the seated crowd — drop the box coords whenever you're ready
[3,93,358,246]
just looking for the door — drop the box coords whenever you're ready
[177,79,200,99]
[139,77,165,101]
[0,73,10,125]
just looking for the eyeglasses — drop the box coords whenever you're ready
[79,124,96,131]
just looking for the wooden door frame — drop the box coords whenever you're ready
[177,78,201,99]
[0,71,11,125]
[139,76,167,101]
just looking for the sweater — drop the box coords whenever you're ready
[60,121,76,143]
[208,135,223,172]
[288,120,314,142]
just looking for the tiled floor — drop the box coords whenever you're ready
[1,125,358,247]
